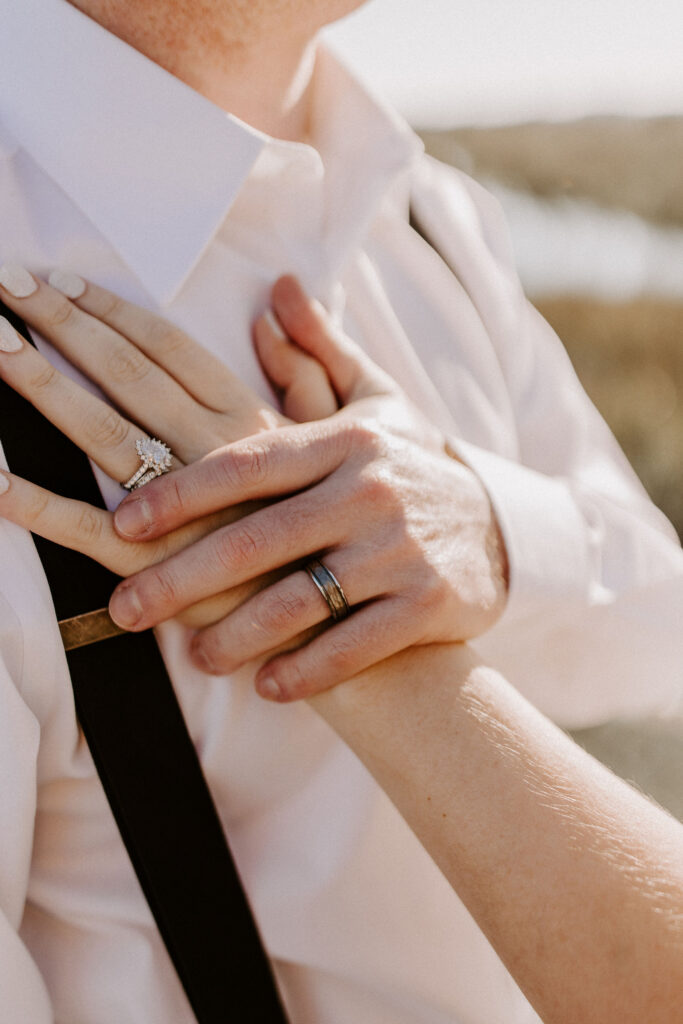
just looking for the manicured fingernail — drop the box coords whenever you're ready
[0,317,22,352]
[109,585,143,628]
[48,268,86,299]
[115,496,152,537]
[0,473,10,495]
[0,263,37,298]
[257,675,283,701]
[263,310,288,342]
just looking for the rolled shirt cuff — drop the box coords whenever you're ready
[452,439,590,626]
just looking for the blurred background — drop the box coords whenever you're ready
[327,0,683,539]
[328,0,683,814]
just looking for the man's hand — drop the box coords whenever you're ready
[110,277,509,700]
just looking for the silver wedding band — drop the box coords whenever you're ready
[304,558,350,622]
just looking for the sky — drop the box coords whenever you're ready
[325,0,683,127]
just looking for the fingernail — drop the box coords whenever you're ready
[109,585,143,628]
[115,496,152,537]
[0,317,22,352]
[263,310,288,342]
[0,473,10,495]
[48,268,86,299]
[257,675,283,701]
[0,263,38,298]
[191,640,216,675]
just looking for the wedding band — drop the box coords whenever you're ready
[304,558,350,622]
[122,437,173,491]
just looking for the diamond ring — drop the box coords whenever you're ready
[122,437,174,491]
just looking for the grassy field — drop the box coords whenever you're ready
[534,296,683,539]
[419,116,683,227]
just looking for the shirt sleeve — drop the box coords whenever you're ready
[455,295,682,621]
[412,155,683,726]
[0,652,54,1021]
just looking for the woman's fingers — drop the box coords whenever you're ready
[0,269,216,461]
[64,275,282,426]
[0,469,145,575]
[269,275,397,403]
[0,318,171,483]
[0,470,242,579]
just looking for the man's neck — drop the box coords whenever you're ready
[67,1,319,141]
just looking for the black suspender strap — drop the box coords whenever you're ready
[0,301,288,1024]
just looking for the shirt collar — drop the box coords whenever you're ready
[0,0,421,305]
[311,43,423,267]
[221,45,423,295]
[0,0,265,304]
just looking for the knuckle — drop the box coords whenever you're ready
[98,292,125,321]
[355,464,398,510]
[215,521,268,574]
[113,544,151,578]
[146,319,189,355]
[106,344,150,385]
[47,295,77,328]
[74,505,103,545]
[221,443,268,492]
[28,361,59,393]
[247,447,268,484]
[87,407,130,450]
[414,572,450,615]
[26,489,51,527]
[343,417,386,454]
[257,588,308,635]
[326,634,358,676]
[148,567,182,610]
[162,474,188,519]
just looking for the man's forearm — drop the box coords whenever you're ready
[310,646,683,1024]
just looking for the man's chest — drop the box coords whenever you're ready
[2,148,518,446]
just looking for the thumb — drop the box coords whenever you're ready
[269,275,397,406]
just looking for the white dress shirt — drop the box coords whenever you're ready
[0,2,681,1022]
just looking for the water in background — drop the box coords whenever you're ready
[486,180,683,300]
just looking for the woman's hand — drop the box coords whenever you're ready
[107,276,509,699]
[0,267,337,626]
